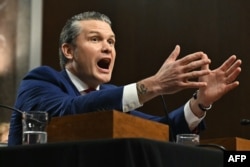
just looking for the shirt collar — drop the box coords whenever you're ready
[66,69,100,92]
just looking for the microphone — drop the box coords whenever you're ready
[240,119,250,126]
[0,104,50,123]
[0,104,23,114]
[160,95,175,142]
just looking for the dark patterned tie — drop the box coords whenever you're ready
[83,88,96,94]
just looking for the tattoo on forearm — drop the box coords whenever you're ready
[136,83,148,95]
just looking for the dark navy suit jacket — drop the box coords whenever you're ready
[8,66,204,145]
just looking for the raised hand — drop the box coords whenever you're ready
[197,55,242,106]
[137,45,211,104]
[153,45,211,94]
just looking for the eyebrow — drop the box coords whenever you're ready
[88,31,115,39]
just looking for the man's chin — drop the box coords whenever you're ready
[96,75,111,84]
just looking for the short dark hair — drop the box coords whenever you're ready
[58,11,112,69]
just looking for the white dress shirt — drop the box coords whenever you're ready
[66,69,205,131]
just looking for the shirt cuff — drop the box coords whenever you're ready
[184,100,206,131]
[122,83,143,112]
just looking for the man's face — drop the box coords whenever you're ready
[65,20,116,87]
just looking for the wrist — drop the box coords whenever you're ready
[189,99,206,118]
[193,90,212,112]
[136,77,159,104]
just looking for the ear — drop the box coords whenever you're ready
[61,43,74,59]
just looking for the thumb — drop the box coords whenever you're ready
[166,45,181,63]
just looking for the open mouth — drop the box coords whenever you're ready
[97,58,111,70]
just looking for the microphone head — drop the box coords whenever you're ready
[240,119,250,125]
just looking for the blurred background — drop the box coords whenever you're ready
[0,0,249,140]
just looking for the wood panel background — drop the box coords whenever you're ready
[42,0,250,140]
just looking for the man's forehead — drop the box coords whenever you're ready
[78,20,115,39]
[80,20,113,32]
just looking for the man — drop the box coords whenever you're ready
[8,11,241,145]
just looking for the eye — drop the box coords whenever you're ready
[108,39,115,46]
[90,37,99,42]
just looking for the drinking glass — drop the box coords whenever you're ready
[176,134,200,145]
[22,111,48,145]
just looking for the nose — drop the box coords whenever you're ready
[101,41,113,54]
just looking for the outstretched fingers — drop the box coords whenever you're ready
[226,59,242,76]
[174,52,211,88]
[220,55,238,72]
[180,52,211,72]
[165,45,181,63]
[220,55,242,84]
